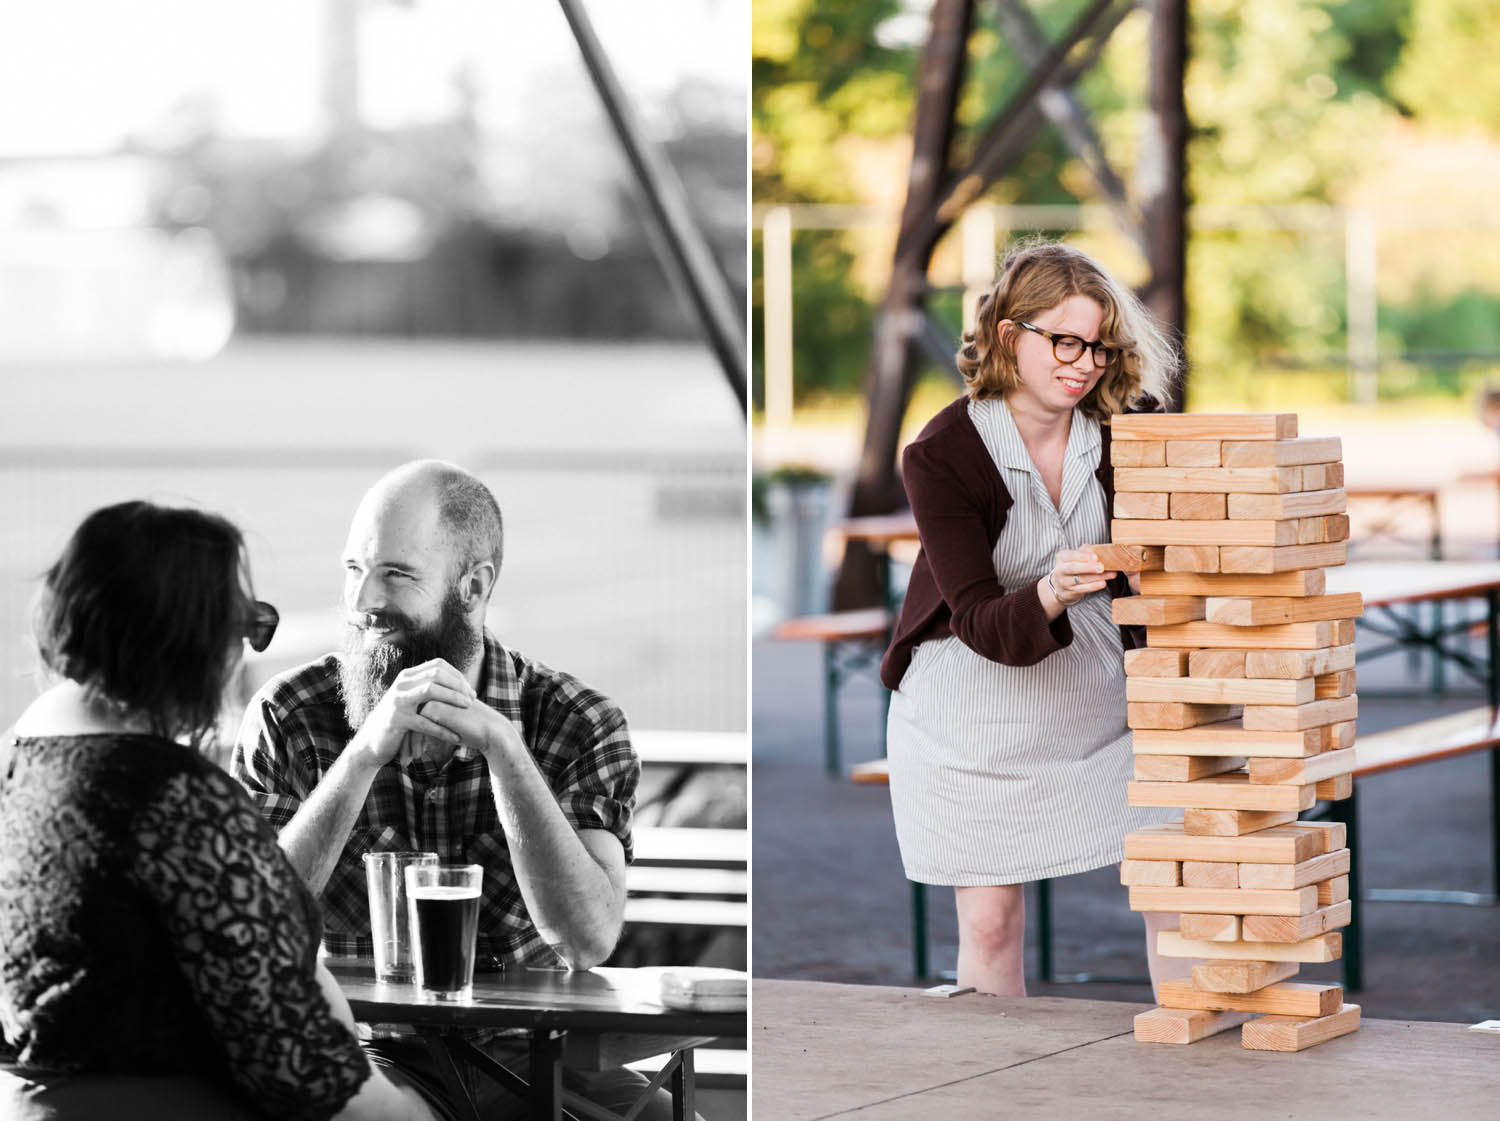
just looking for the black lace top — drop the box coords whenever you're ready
[0,732,370,1121]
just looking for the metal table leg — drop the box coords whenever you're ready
[1333,790,1361,992]
[911,880,928,979]
[529,1030,565,1121]
[1037,878,1054,984]
[669,1047,696,1121]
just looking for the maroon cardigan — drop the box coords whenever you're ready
[879,395,1142,691]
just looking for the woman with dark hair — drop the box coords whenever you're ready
[0,501,435,1121]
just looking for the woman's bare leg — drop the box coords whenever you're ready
[954,884,1027,996]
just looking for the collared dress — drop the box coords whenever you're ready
[886,397,1173,886]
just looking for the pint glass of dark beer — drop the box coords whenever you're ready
[404,863,483,1000]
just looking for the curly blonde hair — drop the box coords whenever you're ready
[957,241,1179,419]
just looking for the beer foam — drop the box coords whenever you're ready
[410,886,480,900]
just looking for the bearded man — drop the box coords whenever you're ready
[233,460,659,1119]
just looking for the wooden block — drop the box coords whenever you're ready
[1113,519,1300,547]
[1140,569,1325,597]
[1249,748,1356,786]
[1241,1003,1360,1051]
[1242,900,1352,942]
[1115,467,1303,494]
[1219,542,1347,573]
[1244,644,1356,678]
[1111,414,1297,442]
[1242,695,1358,732]
[1130,884,1317,916]
[1295,820,1346,852]
[1133,721,1320,758]
[1169,492,1227,520]
[1129,773,1315,812]
[1125,821,1323,864]
[1318,875,1350,905]
[1157,930,1342,963]
[1111,440,1167,467]
[1164,545,1220,572]
[1134,755,1247,782]
[1192,958,1299,994]
[1316,772,1354,801]
[1322,720,1357,750]
[1239,849,1351,890]
[1083,543,1163,572]
[1128,702,1238,730]
[1124,648,1191,677]
[1181,861,1239,889]
[1120,859,1181,887]
[1127,677,1313,706]
[1300,462,1345,490]
[1115,492,1169,519]
[1189,650,1246,678]
[1315,669,1357,699]
[1183,808,1299,836]
[1149,620,1351,651]
[1159,979,1340,1018]
[1300,513,1350,545]
[1133,1006,1251,1045]
[1166,440,1222,467]
[1179,912,1241,940]
[1112,596,1207,626]
[1221,436,1341,468]
[1204,593,1364,627]
[1227,488,1346,520]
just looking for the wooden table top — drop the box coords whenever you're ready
[752,980,1498,1120]
[1328,560,1500,607]
[327,957,745,1037]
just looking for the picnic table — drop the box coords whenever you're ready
[752,980,1498,1120]
[329,956,745,1121]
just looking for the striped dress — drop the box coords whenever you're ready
[886,396,1174,886]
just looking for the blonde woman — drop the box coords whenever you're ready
[880,242,1184,996]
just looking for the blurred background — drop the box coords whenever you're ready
[752,0,1500,624]
[0,4,749,1083]
[750,0,1500,1031]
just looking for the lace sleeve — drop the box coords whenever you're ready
[131,764,371,1121]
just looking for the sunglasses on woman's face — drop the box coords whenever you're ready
[245,600,279,653]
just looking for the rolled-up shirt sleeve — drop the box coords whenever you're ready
[536,690,638,864]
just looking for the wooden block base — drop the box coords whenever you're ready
[1241,1003,1361,1051]
[1134,1006,1251,1045]
[1158,979,1342,1017]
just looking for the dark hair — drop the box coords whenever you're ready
[33,501,251,749]
[433,468,504,578]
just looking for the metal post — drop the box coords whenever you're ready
[763,206,795,427]
[670,1048,696,1121]
[555,0,747,414]
[528,1029,565,1121]
[1489,589,1499,896]
[1334,791,1361,991]
[911,880,929,979]
[1037,877,1054,983]
[823,643,841,778]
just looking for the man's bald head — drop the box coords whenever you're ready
[361,460,504,586]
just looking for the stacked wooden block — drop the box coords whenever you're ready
[1103,413,1363,1052]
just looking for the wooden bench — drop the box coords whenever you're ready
[1329,705,1500,989]
[771,608,893,777]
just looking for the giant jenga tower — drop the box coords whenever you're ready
[1102,413,1362,1052]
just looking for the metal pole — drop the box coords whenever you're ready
[763,206,795,426]
[555,0,747,415]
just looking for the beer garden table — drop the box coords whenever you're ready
[327,957,744,1121]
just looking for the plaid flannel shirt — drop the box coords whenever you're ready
[232,632,637,970]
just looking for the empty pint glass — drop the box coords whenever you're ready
[363,851,438,983]
[405,863,483,1001]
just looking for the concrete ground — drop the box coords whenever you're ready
[751,633,1500,1024]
